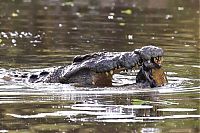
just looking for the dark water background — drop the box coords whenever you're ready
[0,0,199,133]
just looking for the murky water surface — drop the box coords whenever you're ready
[0,0,199,133]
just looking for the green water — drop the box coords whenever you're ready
[0,0,199,133]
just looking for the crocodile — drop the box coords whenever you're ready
[2,45,167,87]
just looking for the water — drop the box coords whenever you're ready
[0,0,199,132]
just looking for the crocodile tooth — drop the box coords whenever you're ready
[92,81,95,85]
[106,72,109,76]
[110,70,113,75]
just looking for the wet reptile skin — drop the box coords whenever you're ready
[2,45,168,88]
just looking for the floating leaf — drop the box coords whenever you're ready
[121,9,132,15]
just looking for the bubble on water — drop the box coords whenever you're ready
[44,6,48,10]
[12,39,16,43]
[128,42,134,45]
[178,7,184,11]
[72,27,77,30]
[109,12,115,16]
[76,12,82,17]
[127,34,133,40]
[171,36,174,39]
[174,30,178,34]
[27,32,32,36]
[108,15,114,20]
[116,17,123,21]
[58,24,63,27]
[16,9,20,13]
[3,34,8,38]
[19,34,23,38]
[13,44,17,46]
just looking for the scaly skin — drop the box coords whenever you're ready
[2,45,167,87]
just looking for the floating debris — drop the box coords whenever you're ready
[108,15,114,20]
[12,13,18,17]
[119,23,125,26]
[11,39,16,43]
[72,27,78,30]
[178,7,184,11]
[165,14,173,20]
[62,2,74,7]
[127,34,133,40]
[43,6,48,10]
[58,24,63,27]
[121,9,132,15]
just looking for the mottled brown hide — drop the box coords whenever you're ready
[152,67,167,86]
[92,73,112,87]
